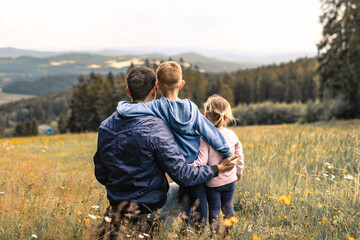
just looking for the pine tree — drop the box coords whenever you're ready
[318,0,360,116]
[31,119,38,136]
[58,114,67,134]
[14,122,26,137]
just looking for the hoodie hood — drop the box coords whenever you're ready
[159,97,197,134]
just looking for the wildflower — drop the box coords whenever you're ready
[348,237,355,240]
[323,174,328,177]
[315,177,320,181]
[96,215,102,219]
[253,235,259,240]
[292,234,298,238]
[224,219,232,227]
[104,216,112,222]
[344,175,354,180]
[77,218,81,223]
[138,234,144,239]
[84,218,90,223]
[91,205,100,210]
[60,186,65,189]
[76,211,81,216]
[78,163,83,166]
[318,204,323,208]
[230,216,239,223]
[331,175,335,179]
[88,214,97,220]
[279,195,291,205]
[31,234,38,238]
[0,192,4,195]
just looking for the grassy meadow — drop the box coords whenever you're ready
[0,121,359,239]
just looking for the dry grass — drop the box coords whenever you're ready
[0,121,359,239]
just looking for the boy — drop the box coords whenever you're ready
[117,61,233,228]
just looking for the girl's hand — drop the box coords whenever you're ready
[236,174,242,182]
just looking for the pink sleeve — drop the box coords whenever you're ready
[234,138,244,175]
[192,137,210,166]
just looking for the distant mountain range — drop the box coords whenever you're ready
[0,47,261,88]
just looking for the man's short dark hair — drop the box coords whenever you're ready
[126,67,156,101]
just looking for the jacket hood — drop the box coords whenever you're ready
[160,97,197,134]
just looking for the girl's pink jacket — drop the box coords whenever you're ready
[192,128,244,188]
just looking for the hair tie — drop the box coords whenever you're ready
[220,113,224,117]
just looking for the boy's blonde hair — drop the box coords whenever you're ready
[204,94,235,128]
[156,61,182,89]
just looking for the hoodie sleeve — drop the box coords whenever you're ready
[116,100,162,118]
[192,103,233,158]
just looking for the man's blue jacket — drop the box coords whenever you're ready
[93,112,219,210]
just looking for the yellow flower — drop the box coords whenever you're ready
[223,219,232,227]
[76,211,81,216]
[253,235,259,240]
[230,216,238,223]
[84,218,90,223]
[78,163,83,166]
[348,237,355,240]
[77,218,81,223]
[292,234,298,238]
[279,195,291,205]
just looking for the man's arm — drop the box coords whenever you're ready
[192,103,233,158]
[148,121,236,187]
[93,151,108,186]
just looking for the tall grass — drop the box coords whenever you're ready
[0,121,359,239]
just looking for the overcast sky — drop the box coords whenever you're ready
[0,0,322,55]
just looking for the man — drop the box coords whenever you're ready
[93,67,237,227]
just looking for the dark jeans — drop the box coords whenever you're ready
[179,183,207,227]
[206,181,235,225]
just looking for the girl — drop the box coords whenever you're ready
[192,94,244,228]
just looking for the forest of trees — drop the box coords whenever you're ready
[65,57,319,133]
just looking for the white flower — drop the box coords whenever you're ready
[104,216,112,222]
[91,205,100,210]
[60,186,65,189]
[143,233,150,237]
[315,177,321,181]
[325,162,330,166]
[323,174,328,177]
[126,235,131,238]
[88,214,97,220]
[331,175,335,179]
[327,165,332,169]
[0,192,4,195]
[31,234,38,238]
[138,234,144,239]
[344,175,354,180]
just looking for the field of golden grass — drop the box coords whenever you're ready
[0,121,359,239]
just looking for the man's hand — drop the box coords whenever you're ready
[217,155,237,173]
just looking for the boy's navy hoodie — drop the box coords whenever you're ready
[117,97,233,163]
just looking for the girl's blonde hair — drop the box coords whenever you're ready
[204,94,235,128]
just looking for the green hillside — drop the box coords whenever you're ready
[0,51,255,89]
